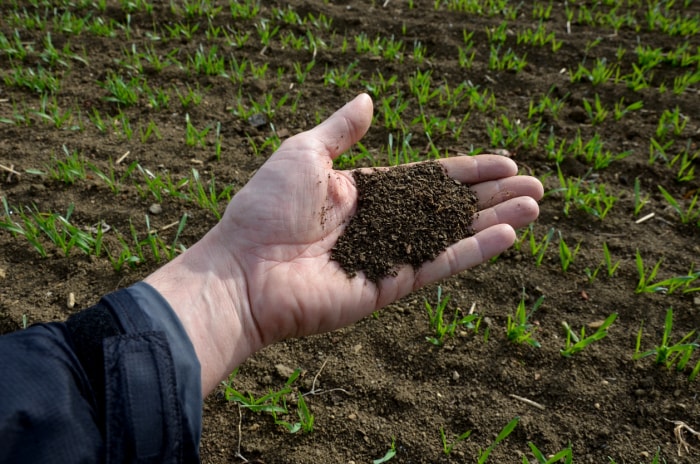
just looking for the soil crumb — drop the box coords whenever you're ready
[331,161,479,282]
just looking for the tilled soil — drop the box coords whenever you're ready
[1,1,699,463]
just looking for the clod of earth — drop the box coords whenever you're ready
[330,161,478,283]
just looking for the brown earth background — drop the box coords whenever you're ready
[1,0,699,463]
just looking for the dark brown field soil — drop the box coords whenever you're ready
[1,1,699,463]
[331,161,478,282]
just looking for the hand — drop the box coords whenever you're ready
[146,94,543,394]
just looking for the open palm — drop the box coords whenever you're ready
[215,94,543,350]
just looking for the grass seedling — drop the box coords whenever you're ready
[656,107,688,141]
[658,185,700,226]
[423,286,480,346]
[525,442,573,463]
[174,83,205,109]
[635,250,700,294]
[323,61,361,89]
[669,145,697,183]
[581,94,609,125]
[555,168,617,219]
[635,250,664,293]
[528,224,554,266]
[224,366,316,432]
[440,427,472,455]
[224,367,299,413]
[648,138,672,165]
[294,394,314,433]
[373,438,396,464]
[101,72,140,106]
[488,44,527,72]
[561,313,617,357]
[507,293,543,348]
[584,264,601,284]
[213,122,223,160]
[45,145,88,185]
[558,232,581,272]
[634,308,699,377]
[135,165,189,202]
[613,98,643,121]
[602,242,620,277]
[139,120,162,143]
[188,169,234,220]
[117,111,133,141]
[4,65,61,94]
[185,113,211,147]
[477,417,519,463]
[0,202,102,258]
[0,199,47,257]
[34,95,75,129]
[105,235,141,271]
[633,178,650,216]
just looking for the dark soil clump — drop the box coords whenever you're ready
[331,161,478,282]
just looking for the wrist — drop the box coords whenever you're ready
[144,226,256,396]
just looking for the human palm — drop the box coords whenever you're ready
[217,94,542,349]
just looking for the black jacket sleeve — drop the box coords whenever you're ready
[0,282,202,464]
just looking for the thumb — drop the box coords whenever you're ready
[306,93,374,160]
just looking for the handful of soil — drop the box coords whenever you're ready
[330,160,479,282]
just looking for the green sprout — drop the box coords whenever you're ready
[423,286,480,346]
[561,313,617,357]
[440,427,472,455]
[477,417,520,463]
[506,293,544,348]
[634,308,699,380]
[373,437,396,464]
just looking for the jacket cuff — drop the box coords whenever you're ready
[124,282,202,447]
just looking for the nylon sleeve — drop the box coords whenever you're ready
[0,284,202,464]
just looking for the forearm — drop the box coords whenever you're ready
[144,228,256,396]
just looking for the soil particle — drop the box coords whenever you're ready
[330,161,478,282]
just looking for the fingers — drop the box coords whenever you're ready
[306,93,374,160]
[413,224,516,288]
[438,155,517,184]
[471,196,541,232]
[470,176,544,209]
[399,195,540,291]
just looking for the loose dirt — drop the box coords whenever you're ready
[331,161,478,282]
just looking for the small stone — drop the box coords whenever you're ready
[492,148,512,157]
[694,296,700,306]
[0,267,6,279]
[275,364,295,379]
[452,371,460,381]
[67,292,75,309]
[247,113,267,128]
[347,413,357,421]
[149,203,163,215]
